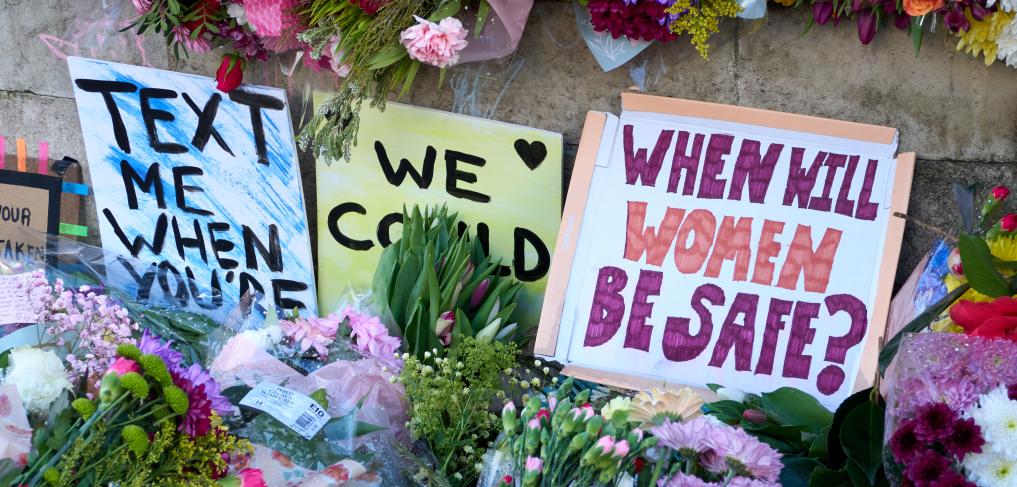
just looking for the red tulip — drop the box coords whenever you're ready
[950,297,1017,341]
[215,54,244,93]
[857,10,878,45]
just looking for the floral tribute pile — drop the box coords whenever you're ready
[127,0,533,160]
[576,0,1017,65]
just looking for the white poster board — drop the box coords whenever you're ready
[68,57,317,315]
[536,94,914,408]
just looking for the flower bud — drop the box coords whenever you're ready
[813,2,834,24]
[470,279,491,309]
[742,408,768,424]
[98,373,124,404]
[569,432,590,453]
[612,439,630,457]
[1002,214,1017,234]
[948,247,964,277]
[585,416,605,437]
[857,10,877,45]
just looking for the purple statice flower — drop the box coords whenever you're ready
[171,362,234,436]
[138,329,184,369]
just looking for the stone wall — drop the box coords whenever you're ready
[3,0,1016,288]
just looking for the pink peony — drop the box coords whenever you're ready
[399,16,469,68]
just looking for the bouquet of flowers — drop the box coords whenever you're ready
[497,377,659,487]
[885,332,1017,486]
[372,206,527,359]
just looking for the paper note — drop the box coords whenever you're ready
[0,274,36,325]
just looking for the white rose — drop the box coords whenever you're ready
[3,347,71,413]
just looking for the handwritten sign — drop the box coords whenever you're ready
[315,97,562,325]
[0,169,61,263]
[0,274,35,325]
[536,94,914,408]
[69,58,317,314]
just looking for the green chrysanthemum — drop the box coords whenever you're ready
[138,354,172,386]
[116,343,142,361]
[118,372,150,399]
[42,467,59,485]
[120,424,149,456]
[71,397,97,420]
[162,385,190,415]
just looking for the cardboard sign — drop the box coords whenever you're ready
[536,94,914,408]
[315,97,562,325]
[0,169,61,262]
[69,58,317,314]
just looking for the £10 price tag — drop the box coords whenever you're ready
[239,382,329,440]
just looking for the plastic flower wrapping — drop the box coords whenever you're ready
[884,332,1017,486]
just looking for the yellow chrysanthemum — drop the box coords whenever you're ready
[956,10,1014,66]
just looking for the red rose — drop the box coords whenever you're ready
[215,54,244,93]
[949,296,1017,340]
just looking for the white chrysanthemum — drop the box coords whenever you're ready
[971,385,1017,458]
[996,18,1017,66]
[964,451,1017,487]
[989,0,1017,12]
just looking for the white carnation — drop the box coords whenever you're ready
[2,347,71,413]
[964,451,1017,487]
[996,18,1017,66]
[971,385,1017,459]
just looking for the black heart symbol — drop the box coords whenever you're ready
[514,139,547,170]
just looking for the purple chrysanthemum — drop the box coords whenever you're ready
[943,417,985,459]
[904,453,952,484]
[171,363,233,436]
[138,329,184,368]
[913,402,958,442]
[890,419,924,462]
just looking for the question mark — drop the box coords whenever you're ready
[817,294,867,395]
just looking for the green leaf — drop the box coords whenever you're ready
[397,61,421,100]
[429,0,463,21]
[878,282,969,375]
[781,457,823,487]
[826,388,873,469]
[810,427,830,463]
[809,466,853,487]
[703,399,746,422]
[958,233,1011,297]
[761,388,834,435]
[910,18,924,57]
[355,420,387,436]
[390,253,421,326]
[474,0,491,36]
[367,42,409,70]
[840,400,884,484]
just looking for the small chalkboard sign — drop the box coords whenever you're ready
[0,169,62,262]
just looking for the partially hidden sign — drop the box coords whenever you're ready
[0,169,61,262]
[315,96,563,326]
[536,94,914,408]
[69,58,317,314]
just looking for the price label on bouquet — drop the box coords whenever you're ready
[67,57,317,315]
[536,94,915,408]
[239,382,329,440]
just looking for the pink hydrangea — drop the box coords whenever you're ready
[399,16,469,68]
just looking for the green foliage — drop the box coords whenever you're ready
[373,206,527,359]
[703,386,888,487]
[118,298,219,365]
[398,337,518,486]
[958,233,1012,297]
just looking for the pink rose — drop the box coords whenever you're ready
[399,16,469,68]
[106,357,141,377]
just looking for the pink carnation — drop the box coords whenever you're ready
[280,316,338,356]
[132,0,152,13]
[399,16,469,68]
[336,307,401,364]
[106,357,140,377]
